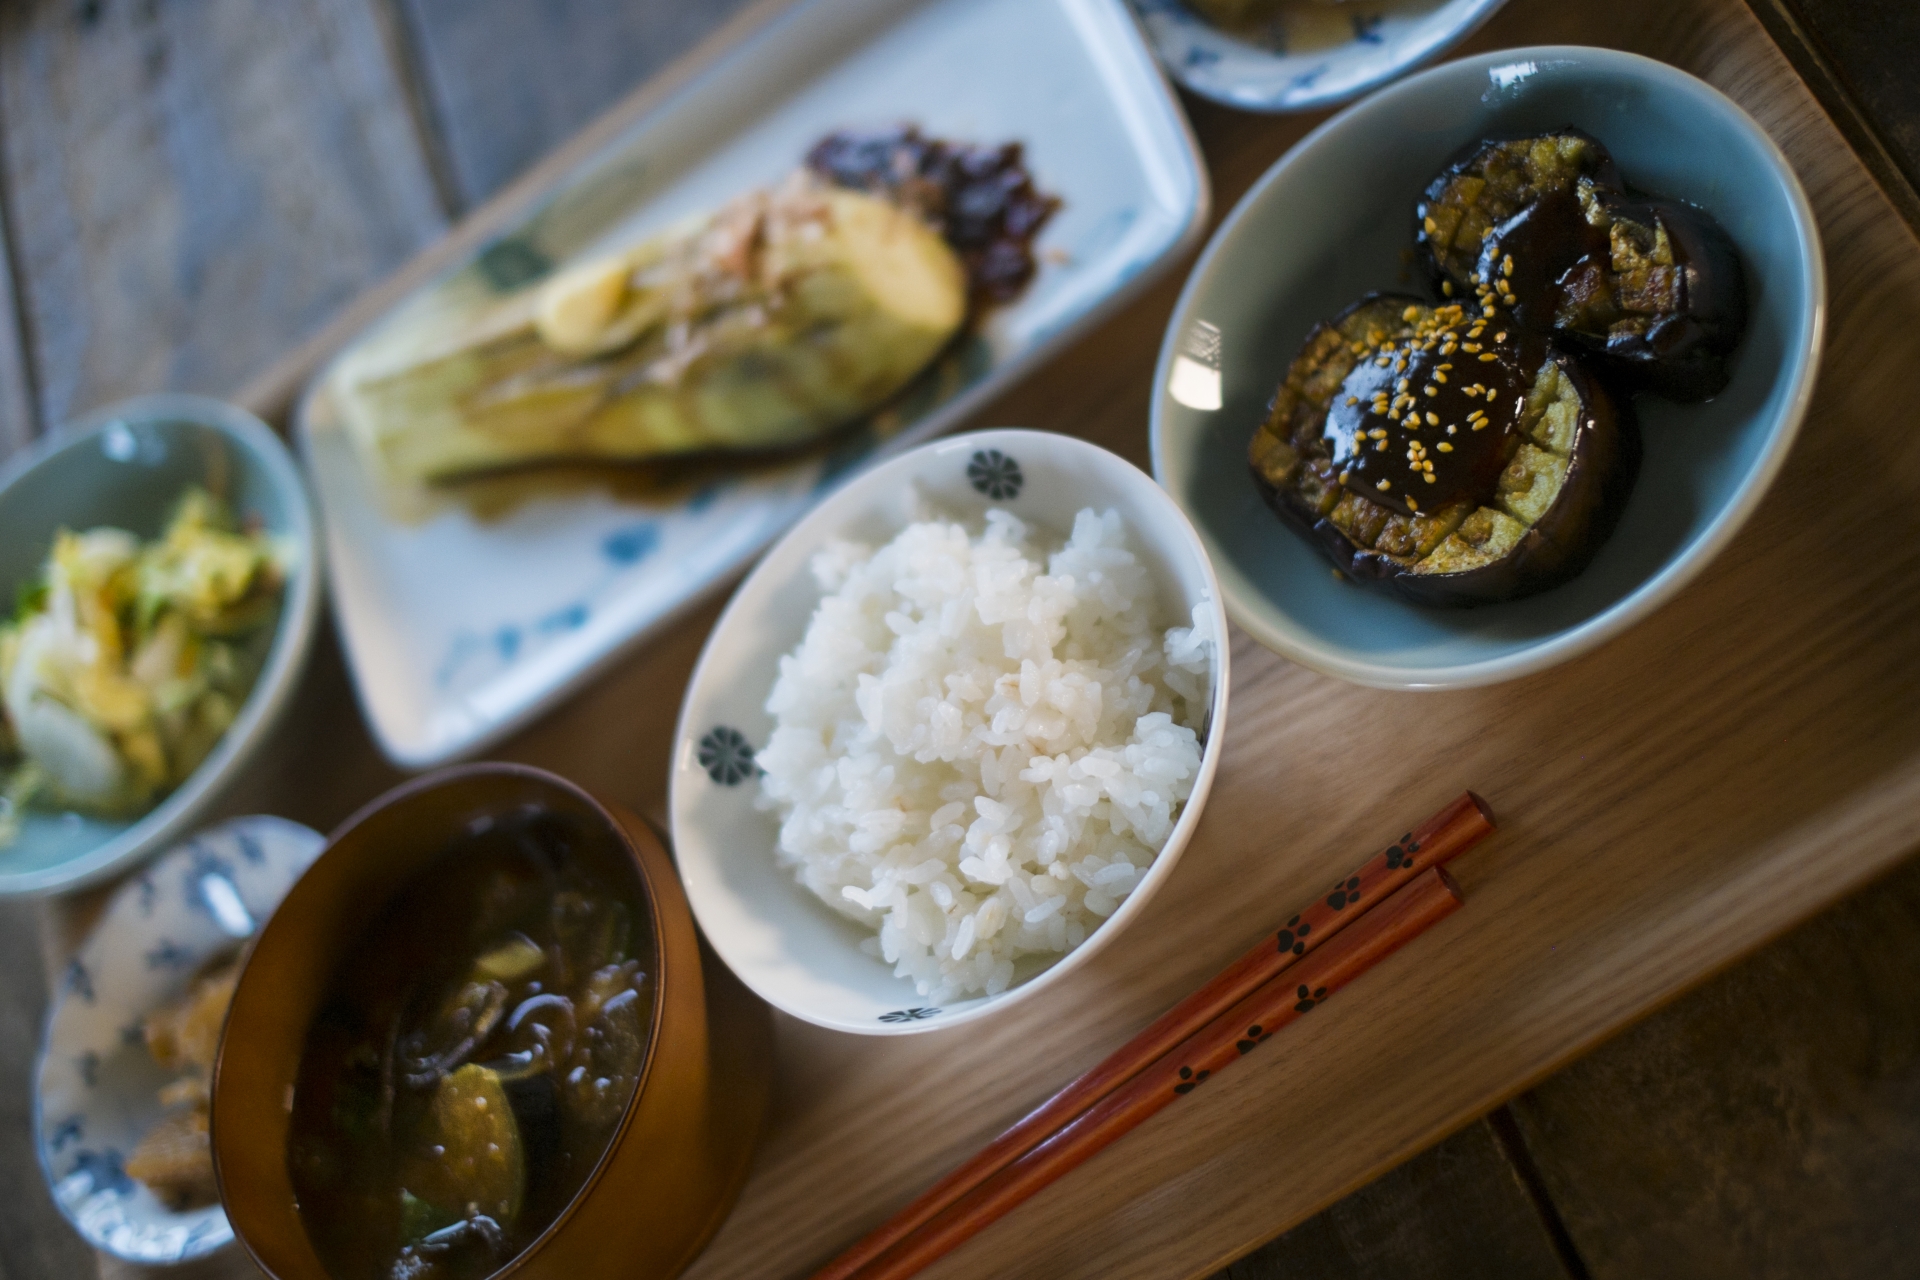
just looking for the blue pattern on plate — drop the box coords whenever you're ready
[1125,0,1508,113]
[35,816,324,1264]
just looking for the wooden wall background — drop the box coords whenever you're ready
[0,1,1912,1278]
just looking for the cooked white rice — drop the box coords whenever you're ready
[756,506,1212,1002]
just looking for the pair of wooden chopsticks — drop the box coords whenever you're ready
[809,791,1495,1280]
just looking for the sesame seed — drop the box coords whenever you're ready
[1438,442,1453,452]
[1446,425,1457,435]
[1408,497,1421,511]
[1441,280,1453,296]
[1495,331,1508,342]
[1423,473,1436,483]
[1502,254,1514,277]
[1423,216,1438,235]
[1347,396,1359,406]
[1376,440,1388,452]
[1339,470,1351,483]
[1370,428,1387,439]
[1376,478,1391,490]
[1401,304,1421,322]
[1425,411,1440,425]
[1438,363,1453,371]
[1463,343,1481,352]
[1424,386,1438,397]
[1434,372,1448,383]
[1479,352,1497,362]
[1396,378,1410,392]
[1483,305,1497,317]
[1388,410,1400,421]
[1468,272,1482,285]
[1472,420,1487,430]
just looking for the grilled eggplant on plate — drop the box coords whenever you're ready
[1249,296,1637,607]
[332,129,1056,488]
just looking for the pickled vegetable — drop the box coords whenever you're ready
[1248,295,1638,606]
[287,810,654,1280]
[0,490,286,844]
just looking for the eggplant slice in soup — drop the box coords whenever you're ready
[1247,295,1639,607]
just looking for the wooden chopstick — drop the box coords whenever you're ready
[809,793,1493,1280]
[853,866,1466,1280]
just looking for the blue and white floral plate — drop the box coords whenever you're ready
[298,0,1208,769]
[1126,0,1509,113]
[33,816,324,1264]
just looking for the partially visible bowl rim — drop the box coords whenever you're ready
[670,427,1232,1035]
[0,394,323,893]
[30,814,325,1263]
[1149,44,1827,690]
[1132,0,1511,114]
[214,763,677,1279]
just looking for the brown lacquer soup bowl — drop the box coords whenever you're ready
[210,764,770,1280]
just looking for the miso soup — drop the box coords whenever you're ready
[287,807,654,1280]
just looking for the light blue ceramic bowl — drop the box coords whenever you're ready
[1151,46,1825,688]
[1127,0,1509,114]
[0,396,321,893]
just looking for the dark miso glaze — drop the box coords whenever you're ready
[1322,314,1536,518]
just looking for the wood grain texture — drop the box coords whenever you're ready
[0,900,98,1280]
[0,0,447,426]
[0,191,40,463]
[1511,851,1920,1279]
[1219,1115,1573,1280]
[27,0,1920,1278]
[390,0,762,208]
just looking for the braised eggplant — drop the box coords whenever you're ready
[1247,295,1638,607]
[1417,130,1747,401]
[1480,185,1747,400]
[1414,131,1620,299]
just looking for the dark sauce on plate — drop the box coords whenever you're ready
[287,809,654,1280]
[806,125,1060,306]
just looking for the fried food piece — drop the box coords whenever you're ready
[124,1106,217,1211]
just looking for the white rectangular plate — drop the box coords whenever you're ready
[298,0,1208,767]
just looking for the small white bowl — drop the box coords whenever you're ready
[671,429,1229,1035]
[1127,0,1509,114]
[33,815,324,1265]
[0,395,322,894]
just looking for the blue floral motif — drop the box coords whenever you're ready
[1350,13,1385,42]
[76,1052,100,1088]
[119,1021,145,1047]
[879,1007,941,1024]
[65,959,94,1005]
[67,1149,130,1196]
[967,450,1023,500]
[235,830,266,865]
[143,939,191,971]
[135,875,157,917]
[697,728,756,786]
[602,522,660,565]
[49,1117,82,1152]
[538,603,589,635]
[1183,45,1221,69]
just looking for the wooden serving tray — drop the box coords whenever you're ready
[74,0,1920,1275]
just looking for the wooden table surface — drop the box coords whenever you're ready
[4,0,1918,1278]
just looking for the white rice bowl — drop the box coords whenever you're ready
[755,506,1214,1003]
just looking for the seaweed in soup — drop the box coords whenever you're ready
[287,808,654,1280]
